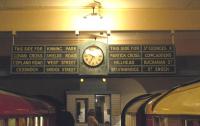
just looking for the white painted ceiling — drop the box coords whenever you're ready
[0,0,200,9]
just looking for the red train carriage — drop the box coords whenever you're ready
[0,90,56,126]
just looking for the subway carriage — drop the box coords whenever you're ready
[123,79,200,126]
[0,89,56,126]
[121,93,161,126]
[146,79,200,126]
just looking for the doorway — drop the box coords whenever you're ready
[95,94,111,126]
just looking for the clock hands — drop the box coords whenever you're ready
[89,55,94,64]
[83,46,103,67]
[87,53,95,57]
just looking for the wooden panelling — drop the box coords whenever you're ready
[111,94,121,126]
[111,94,121,115]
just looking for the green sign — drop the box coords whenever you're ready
[11,44,176,75]
[109,45,176,74]
[11,45,78,74]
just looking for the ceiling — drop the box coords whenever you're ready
[0,0,200,9]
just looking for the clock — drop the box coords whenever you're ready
[82,46,104,67]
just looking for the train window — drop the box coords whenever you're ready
[193,120,200,126]
[153,117,186,126]
[27,117,30,126]
[153,117,167,126]
[18,118,26,126]
[35,117,39,126]
[27,117,29,126]
[153,117,160,126]
[186,120,200,126]
[40,116,44,126]
[159,118,165,126]
[125,113,136,126]
[187,120,194,126]
[8,118,16,126]
[168,118,184,126]
[0,120,5,126]
[76,98,88,123]
[27,117,34,126]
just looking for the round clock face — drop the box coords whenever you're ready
[83,46,104,67]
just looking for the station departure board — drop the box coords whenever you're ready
[11,45,78,74]
[109,45,176,74]
[11,44,176,75]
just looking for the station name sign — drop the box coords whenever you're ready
[11,46,78,74]
[11,44,176,75]
[109,45,176,74]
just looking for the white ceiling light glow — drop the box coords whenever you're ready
[74,0,111,34]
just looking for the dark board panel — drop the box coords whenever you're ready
[109,45,176,74]
[11,45,78,74]
[11,44,176,75]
